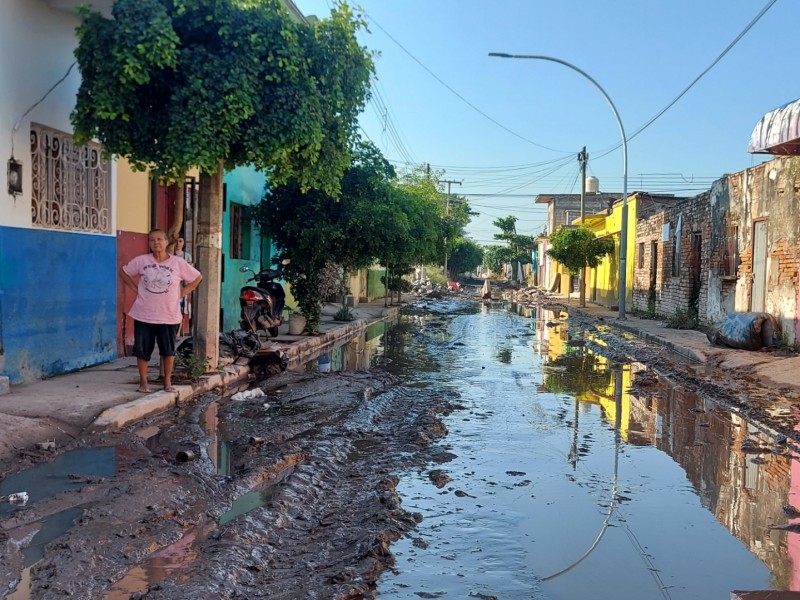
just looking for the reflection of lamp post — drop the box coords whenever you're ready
[488,53,629,318]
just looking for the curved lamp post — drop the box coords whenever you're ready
[489,53,628,319]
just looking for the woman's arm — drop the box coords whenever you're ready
[181,275,203,297]
[119,266,139,293]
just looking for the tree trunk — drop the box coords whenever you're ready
[166,185,184,248]
[580,265,586,308]
[193,162,224,371]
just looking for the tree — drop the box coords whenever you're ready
[490,216,536,281]
[252,141,400,331]
[547,226,615,306]
[448,239,484,277]
[72,0,373,364]
[483,245,514,277]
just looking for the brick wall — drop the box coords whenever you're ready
[633,193,710,319]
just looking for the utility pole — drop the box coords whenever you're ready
[578,147,588,308]
[439,179,461,281]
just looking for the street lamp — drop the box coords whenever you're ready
[488,52,628,319]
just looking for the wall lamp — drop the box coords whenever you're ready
[7,158,22,196]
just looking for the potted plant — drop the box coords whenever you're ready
[287,307,306,335]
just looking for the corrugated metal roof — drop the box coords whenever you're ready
[748,98,800,155]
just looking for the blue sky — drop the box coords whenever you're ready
[293,0,795,244]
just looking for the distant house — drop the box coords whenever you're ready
[632,193,709,320]
[582,193,686,309]
[534,191,618,295]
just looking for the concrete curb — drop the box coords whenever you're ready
[560,304,707,363]
[91,308,398,431]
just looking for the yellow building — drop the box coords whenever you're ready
[577,195,638,309]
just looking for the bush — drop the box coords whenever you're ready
[174,349,210,382]
[665,307,700,330]
[333,305,356,321]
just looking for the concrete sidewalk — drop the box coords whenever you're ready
[0,301,399,462]
[4,294,799,463]
[557,300,800,392]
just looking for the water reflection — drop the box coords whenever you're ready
[530,303,800,590]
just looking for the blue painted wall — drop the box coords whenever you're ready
[222,167,270,332]
[0,226,117,383]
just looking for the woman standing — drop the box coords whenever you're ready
[120,229,202,393]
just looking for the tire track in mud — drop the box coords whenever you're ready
[148,370,458,599]
[2,301,468,599]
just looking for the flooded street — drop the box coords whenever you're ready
[375,300,793,599]
[3,298,800,599]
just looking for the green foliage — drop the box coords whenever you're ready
[425,265,447,286]
[665,307,700,330]
[488,216,536,280]
[252,141,446,331]
[381,272,413,293]
[483,245,514,276]
[72,0,373,194]
[448,238,484,277]
[633,299,658,320]
[333,305,356,321]
[175,348,210,382]
[547,226,615,275]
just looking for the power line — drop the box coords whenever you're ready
[364,12,573,155]
[595,0,779,159]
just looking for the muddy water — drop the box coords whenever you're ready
[376,301,792,599]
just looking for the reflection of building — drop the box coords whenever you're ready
[630,378,795,588]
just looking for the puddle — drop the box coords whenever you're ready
[0,447,117,517]
[201,401,231,477]
[6,508,84,600]
[376,301,796,598]
[299,319,394,374]
[219,483,276,525]
[105,520,215,599]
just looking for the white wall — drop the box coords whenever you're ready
[1,0,82,229]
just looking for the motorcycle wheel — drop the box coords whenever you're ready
[269,326,279,337]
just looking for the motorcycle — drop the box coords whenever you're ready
[238,265,287,337]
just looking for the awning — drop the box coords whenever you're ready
[748,98,800,155]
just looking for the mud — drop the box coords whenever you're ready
[2,300,798,599]
[0,362,462,599]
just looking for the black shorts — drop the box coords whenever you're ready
[133,320,179,361]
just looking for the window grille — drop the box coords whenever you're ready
[638,242,645,269]
[30,124,110,233]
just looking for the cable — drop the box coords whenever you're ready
[11,60,77,157]
[365,13,573,155]
[594,0,778,159]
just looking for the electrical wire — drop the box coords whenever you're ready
[594,0,779,160]
[365,12,573,155]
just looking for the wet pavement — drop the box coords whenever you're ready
[3,297,800,598]
[375,301,800,599]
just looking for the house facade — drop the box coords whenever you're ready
[632,156,800,345]
[534,192,617,295]
[1,0,118,384]
[708,157,800,343]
